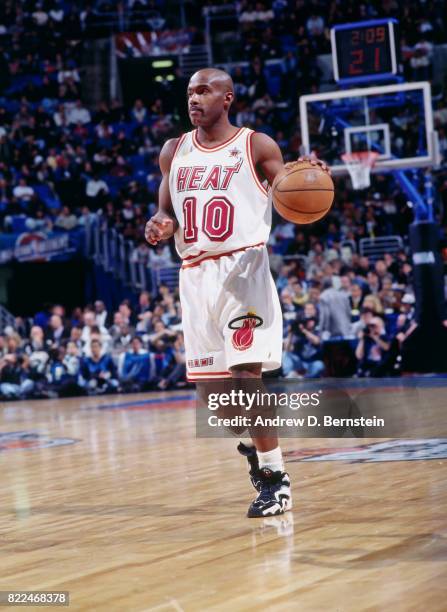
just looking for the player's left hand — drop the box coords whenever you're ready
[286,154,331,175]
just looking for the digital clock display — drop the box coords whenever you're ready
[331,19,398,84]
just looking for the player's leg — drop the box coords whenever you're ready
[231,363,292,518]
[215,247,291,516]
[179,264,231,383]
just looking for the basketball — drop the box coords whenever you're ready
[272,161,334,224]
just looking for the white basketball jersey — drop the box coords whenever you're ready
[169,127,270,260]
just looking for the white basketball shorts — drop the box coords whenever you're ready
[179,244,283,381]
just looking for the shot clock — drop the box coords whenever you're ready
[331,19,399,85]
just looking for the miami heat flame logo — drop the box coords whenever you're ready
[229,311,263,351]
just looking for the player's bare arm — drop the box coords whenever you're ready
[250,132,330,186]
[144,138,179,245]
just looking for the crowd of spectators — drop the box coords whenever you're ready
[0,287,187,400]
[1,0,447,240]
[1,0,446,228]
[0,242,421,399]
[204,0,447,62]
[274,240,418,379]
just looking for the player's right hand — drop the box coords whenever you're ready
[145,212,178,245]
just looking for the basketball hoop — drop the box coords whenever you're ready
[341,151,379,190]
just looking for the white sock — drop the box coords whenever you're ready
[257,446,284,472]
[239,437,255,448]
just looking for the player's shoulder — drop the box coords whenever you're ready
[250,131,277,146]
[250,131,282,161]
[160,135,185,172]
[160,137,182,160]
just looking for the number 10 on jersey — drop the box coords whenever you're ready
[182,196,235,243]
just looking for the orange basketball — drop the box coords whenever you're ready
[272,161,334,224]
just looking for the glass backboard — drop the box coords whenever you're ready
[299,81,439,175]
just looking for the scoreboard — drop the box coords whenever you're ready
[331,19,398,85]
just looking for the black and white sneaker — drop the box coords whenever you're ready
[238,443,292,518]
[247,467,292,518]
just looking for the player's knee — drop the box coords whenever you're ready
[230,363,262,378]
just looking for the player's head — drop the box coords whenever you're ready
[187,68,234,127]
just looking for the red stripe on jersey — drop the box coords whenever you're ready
[172,133,186,159]
[246,131,269,195]
[187,372,232,381]
[192,127,244,152]
[181,242,265,269]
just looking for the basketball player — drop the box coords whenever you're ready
[145,68,329,517]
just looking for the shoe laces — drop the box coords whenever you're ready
[255,468,283,500]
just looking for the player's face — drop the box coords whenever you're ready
[187,78,230,127]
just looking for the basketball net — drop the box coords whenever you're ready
[341,151,379,190]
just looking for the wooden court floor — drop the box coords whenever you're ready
[0,387,446,611]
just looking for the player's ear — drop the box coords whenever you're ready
[223,91,234,110]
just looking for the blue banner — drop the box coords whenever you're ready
[0,229,85,264]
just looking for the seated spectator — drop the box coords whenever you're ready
[53,104,69,128]
[47,346,68,389]
[63,341,82,380]
[67,99,91,125]
[355,316,391,377]
[112,323,134,353]
[118,336,153,392]
[94,300,109,328]
[283,314,324,378]
[137,290,152,316]
[45,342,83,398]
[80,339,119,395]
[13,178,35,204]
[24,325,50,354]
[289,279,308,308]
[131,99,147,124]
[306,13,325,37]
[400,292,416,323]
[0,354,34,399]
[69,326,84,352]
[349,282,364,322]
[158,333,186,389]
[240,2,274,23]
[86,174,109,210]
[363,294,384,315]
[159,292,179,326]
[148,243,173,267]
[54,206,78,231]
[410,37,433,80]
[352,306,375,337]
[24,325,50,382]
[109,311,125,340]
[281,288,299,324]
[4,333,22,355]
[148,320,178,347]
[118,300,135,327]
[81,311,111,356]
[367,271,381,294]
[58,64,80,85]
[45,314,70,347]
